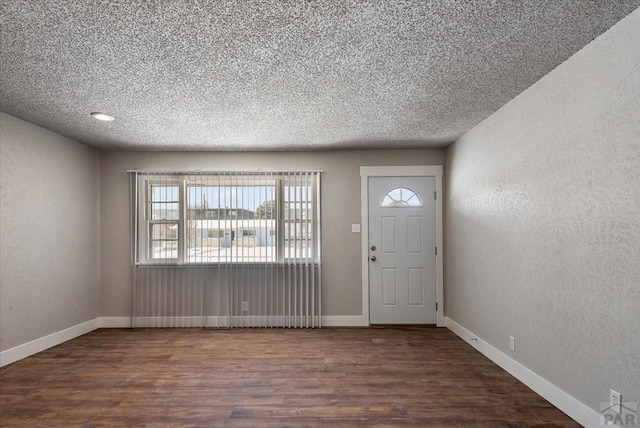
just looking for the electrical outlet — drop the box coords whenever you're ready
[241,301,249,312]
[610,389,621,414]
[509,336,515,351]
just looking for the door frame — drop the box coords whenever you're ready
[360,166,444,327]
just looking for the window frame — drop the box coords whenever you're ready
[143,179,183,263]
[136,173,320,266]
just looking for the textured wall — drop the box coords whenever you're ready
[0,112,101,352]
[445,8,640,412]
[100,149,444,317]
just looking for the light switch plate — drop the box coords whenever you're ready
[351,224,361,233]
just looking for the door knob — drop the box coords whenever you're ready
[370,245,376,251]
[370,256,377,261]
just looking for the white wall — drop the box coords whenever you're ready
[445,8,640,413]
[0,113,101,352]
[100,149,444,318]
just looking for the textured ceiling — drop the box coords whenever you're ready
[1,1,639,151]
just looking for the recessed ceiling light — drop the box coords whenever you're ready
[90,112,115,122]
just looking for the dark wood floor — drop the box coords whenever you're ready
[0,327,579,427]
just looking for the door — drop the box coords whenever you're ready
[368,176,436,324]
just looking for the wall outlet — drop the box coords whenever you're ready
[241,301,249,312]
[610,389,621,414]
[509,336,516,351]
[351,224,361,233]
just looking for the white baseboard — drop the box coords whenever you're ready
[0,315,370,367]
[0,318,101,367]
[100,317,130,328]
[322,315,369,327]
[101,315,369,328]
[444,316,601,428]
[129,315,321,328]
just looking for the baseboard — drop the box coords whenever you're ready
[322,315,369,327]
[0,318,101,367]
[101,315,369,328]
[0,315,371,367]
[444,316,602,428]
[100,317,131,328]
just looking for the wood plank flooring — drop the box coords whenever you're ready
[0,327,580,427]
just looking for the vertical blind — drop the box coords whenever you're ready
[128,170,322,328]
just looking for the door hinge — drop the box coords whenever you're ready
[436,302,438,311]
[435,246,438,255]
[434,191,437,199]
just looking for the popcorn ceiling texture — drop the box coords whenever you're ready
[1,1,639,150]
[445,9,640,414]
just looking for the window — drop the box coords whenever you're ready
[134,172,320,264]
[381,187,422,207]
[148,183,180,260]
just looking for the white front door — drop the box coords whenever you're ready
[368,176,436,324]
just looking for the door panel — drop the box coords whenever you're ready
[369,176,436,324]
[382,268,398,306]
[408,268,424,306]
[381,217,396,254]
[407,216,423,254]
